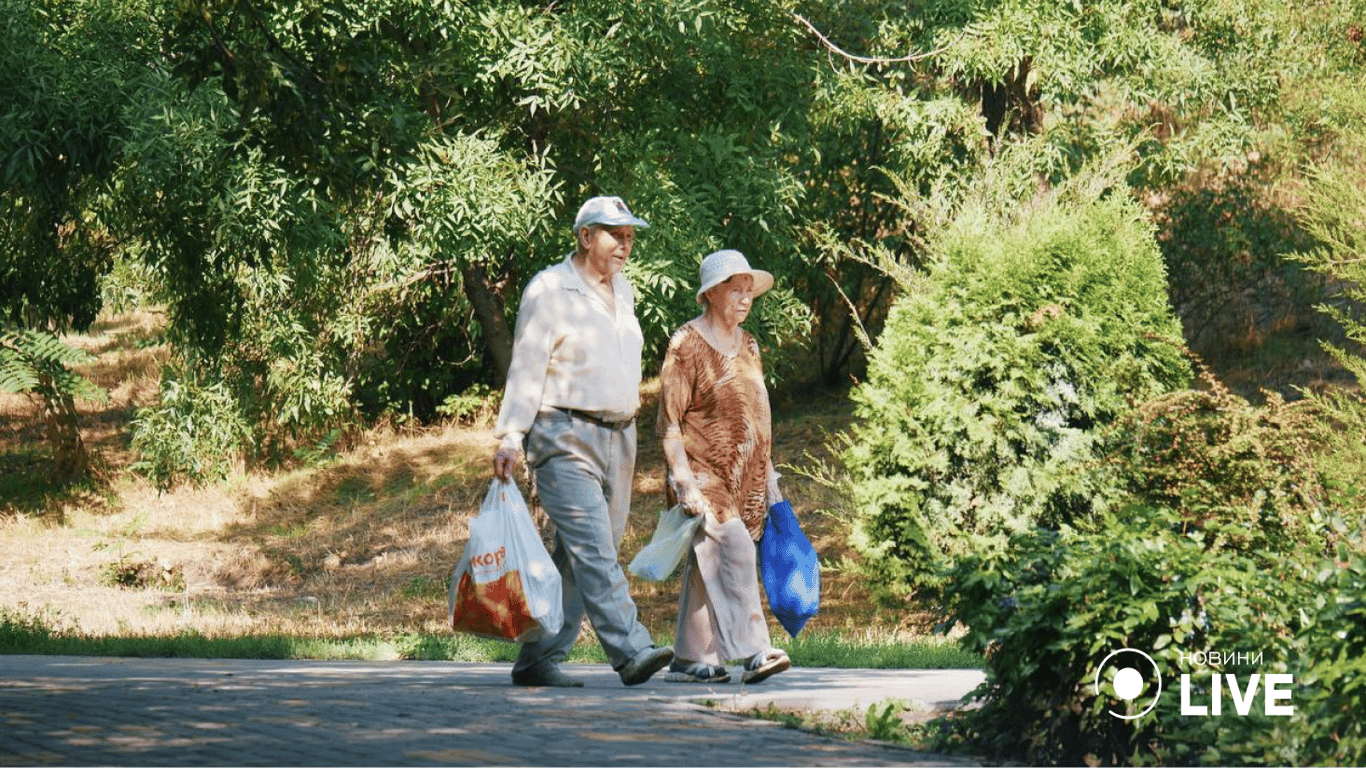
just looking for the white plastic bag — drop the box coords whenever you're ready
[628,505,703,581]
[448,479,563,643]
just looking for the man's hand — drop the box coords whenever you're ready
[492,448,521,482]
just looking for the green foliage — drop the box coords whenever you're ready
[1288,553,1366,766]
[0,325,109,481]
[11,0,1319,462]
[1310,390,1366,515]
[865,701,908,742]
[291,428,342,467]
[938,508,1366,767]
[0,0,147,332]
[130,364,250,490]
[1290,126,1366,524]
[435,384,499,425]
[930,367,1363,765]
[941,515,1313,766]
[1102,367,1339,565]
[0,327,106,404]
[1296,134,1366,391]
[7,0,1361,494]
[844,158,1190,593]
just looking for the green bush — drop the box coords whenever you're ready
[926,365,1364,765]
[939,516,1300,759]
[1310,390,1366,515]
[1286,553,1366,766]
[1101,367,1340,566]
[938,515,1366,767]
[1296,133,1366,391]
[844,178,1189,593]
[130,364,251,490]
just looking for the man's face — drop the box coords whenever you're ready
[580,225,636,279]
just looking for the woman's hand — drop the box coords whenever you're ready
[671,476,713,517]
[766,464,783,507]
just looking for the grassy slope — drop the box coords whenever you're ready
[0,311,932,648]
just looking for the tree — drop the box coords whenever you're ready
[119,0,831,480]
[0,0,152,479]
[4,0,1323,490]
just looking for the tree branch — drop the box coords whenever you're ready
[790,12,958,65]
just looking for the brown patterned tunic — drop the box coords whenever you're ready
[657,321,772,541]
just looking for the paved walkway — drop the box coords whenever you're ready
[0,655,986,766]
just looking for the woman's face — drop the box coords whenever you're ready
[579,224,636,280]
[705,273,755,327]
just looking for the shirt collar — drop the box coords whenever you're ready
[560,252,627,299]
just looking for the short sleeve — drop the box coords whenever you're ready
[656,328,696,439]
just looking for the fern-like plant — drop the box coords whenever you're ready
[0,327,108,480]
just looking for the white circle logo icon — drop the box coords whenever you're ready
[1094,648,1163,720]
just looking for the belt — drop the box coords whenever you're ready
[557,408,637,430]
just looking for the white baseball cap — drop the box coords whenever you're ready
[573,196,650,232]
[695,249,774,304]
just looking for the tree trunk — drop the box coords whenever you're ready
[461,261,513,387]
[39,377,90,482]
[980,56,1043,141]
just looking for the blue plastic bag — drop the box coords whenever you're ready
[759,500,820,637]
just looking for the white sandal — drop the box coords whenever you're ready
[741,648,790,684]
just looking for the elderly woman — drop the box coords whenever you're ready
[656,249,791,685]
[492,195,674,688]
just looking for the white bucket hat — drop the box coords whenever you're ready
[695,249,775,304]
[573,195,650,232]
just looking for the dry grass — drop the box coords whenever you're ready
[0,312,924,643]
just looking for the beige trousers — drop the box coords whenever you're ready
[673,513,771,666]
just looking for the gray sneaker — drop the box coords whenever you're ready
[512,663,584,688]
[618,645,674,686]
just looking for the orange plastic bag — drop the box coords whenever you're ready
[448,480,563,643]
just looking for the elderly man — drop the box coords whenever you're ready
[491,195,673,687]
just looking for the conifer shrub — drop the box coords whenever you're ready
[1103,365,1342,567]
[844,185,1189,593]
